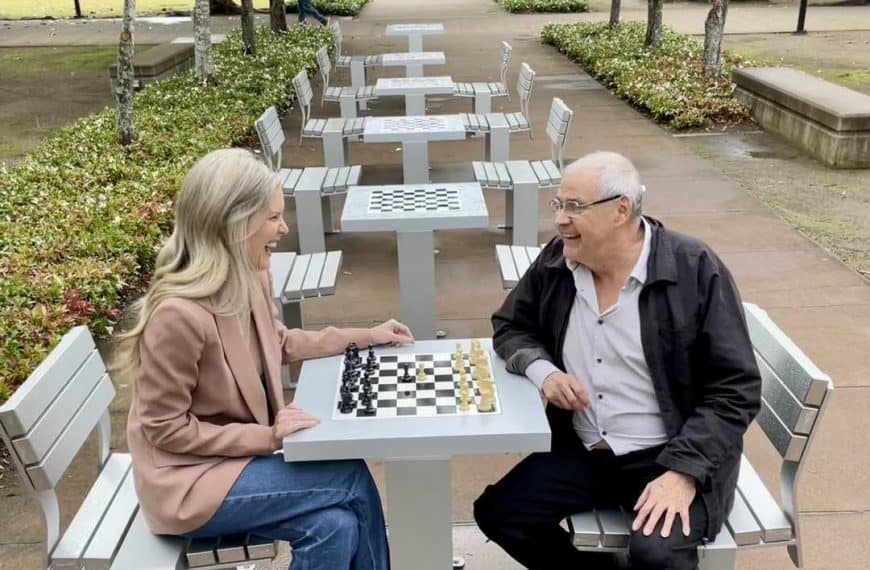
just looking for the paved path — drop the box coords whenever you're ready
[1,0,868,568]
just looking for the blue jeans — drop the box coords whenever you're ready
[298,0,327,25]
[184,455,390,570]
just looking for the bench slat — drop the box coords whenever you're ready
[510,246,532,281]
[743,304,830,406]
[245,535,278,560]
[542,160,562,184]
[346,164,362,189]
[530,161,551,186]
[319,251,343,295]
[82,468,139,568]
[758,354,818,435]
[472,161,487,185]
[726,489,763,545]
[757,398,807,461]
[0,327,94,438]
[495,245,519,289]
[270,252,297,306]
[569,511,601,547]
[737,455,793,543]
[597,507,630,548]
[482,162,499,187]
[216,534,248,563]
[285,254,312,301]
[13,352,105,465]
[323,168,340,194]
[505,113,520,130]
[336,166,352,189]
[494,162,511,187]
[185,538,218,567]
[27,375,115,491]
[283,169,303,195]
[302,252,327,298]
[109,508,185,570]
[52,454,132,566]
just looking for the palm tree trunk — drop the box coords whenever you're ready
[703,0,729,75]
[194,0,214,85]
[609,0,621,27]
[241,0,256,55]
[645,0,663,47]
[116,0,136,146]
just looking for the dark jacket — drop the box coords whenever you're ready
[492,217,762,540]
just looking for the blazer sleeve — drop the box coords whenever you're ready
[259,270,373,364]
[136,300,275,457]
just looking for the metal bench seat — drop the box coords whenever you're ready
[336,54,382,67]
[461,112,530,133]
[302,116,368,138]
[495,244,543,289]
[454,41,513,113]
[279,165,361,196]
[454,81,509,98]
[472,160,561,189]
[324,85,378,102]
[317,47,379,118]
[0,327,280,570]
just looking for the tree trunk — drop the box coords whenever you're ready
[209,0,241,14]
[194,0,214,85]
[241,0,256,55]
[703,0,729,75]
[73,0,83,18]
[269,0,287,33]
[645,0,663,47]
[609,0,621,27]
[116,0,136,146]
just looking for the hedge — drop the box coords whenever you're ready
[0,26,332,403]
[285,0,369,16]
[496,0,588,13]
[542,21,751,128]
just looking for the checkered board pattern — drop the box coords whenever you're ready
[368,187,462,214]
[381,117,452,133]
[333,351,501,419]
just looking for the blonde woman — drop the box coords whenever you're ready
[115,148,412,569]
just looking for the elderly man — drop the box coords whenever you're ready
[474,151,761,569]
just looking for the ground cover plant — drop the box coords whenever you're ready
[496,0,587,13]
[0,25,331,402]
[0,0,368,19]
[542,21,751,128]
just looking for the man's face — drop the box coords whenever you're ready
[554,171,619,264]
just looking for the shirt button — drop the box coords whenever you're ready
[602,430,608,436]
[596,357,602,364]
[597,318,603,325]
[597,394,603,399]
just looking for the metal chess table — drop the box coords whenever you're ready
[363,115,466,183]
[385,22,445,52]
[282,338,551,570]
[374,76,455,116]
[341,182,488,339]
[381,51,446,78]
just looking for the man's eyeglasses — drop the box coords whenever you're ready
[548,194,622,218]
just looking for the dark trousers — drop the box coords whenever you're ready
[473,437,707,570]
[298,0,327,25]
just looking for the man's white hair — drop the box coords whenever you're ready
[563,151,644,217]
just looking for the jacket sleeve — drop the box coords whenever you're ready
[656,256,762,485]
[492,254,556,375]
[137,300,275,457]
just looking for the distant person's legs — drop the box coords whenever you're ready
[299,0,327,25]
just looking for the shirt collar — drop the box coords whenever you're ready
[565,218,651,285]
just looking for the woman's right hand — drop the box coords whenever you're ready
[271,404,320,449]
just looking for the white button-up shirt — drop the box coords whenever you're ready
[526,219,668,455]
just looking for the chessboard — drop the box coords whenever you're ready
[381,116,453,133]
[368,187,461,214]
[333,341,501,419]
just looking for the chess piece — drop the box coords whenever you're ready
[478,396,493,412]
[401,362,413,383]
[417,363,427,381]
[367,345,378,369]
[459,392,470,412]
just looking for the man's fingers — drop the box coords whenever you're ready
[681,507,691,536]
[633,486,650,511]
[660,508,676,538]
[632,496,653,531]
[643,504,666,536]
[568,380,589,406]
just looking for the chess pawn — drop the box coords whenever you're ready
[417,363,427,381]
[478,396,493,412]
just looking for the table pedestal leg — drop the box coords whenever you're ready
[385,459,452,570]
[500,190,514,230]
[279,302,303,389]
[396,230,436,339]
[407,63,424,78]
[322,195,339,234]
[511,181,539,246]
[474,92,492,114]
[485,125,510,162]
[339,96,358,118]
[406,94,426,115]
[295,188,326,253]
[322,129,348,168]
[351,60,368,110]
[408,34,423,52]
[403,141,429,184]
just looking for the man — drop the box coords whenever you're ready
[474,151,761,569]
[297,0,327,26]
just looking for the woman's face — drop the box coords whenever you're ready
[247,186,288,271]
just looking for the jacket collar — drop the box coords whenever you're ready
[542,216,677,285]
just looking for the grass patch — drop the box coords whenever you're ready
[542,21,753,129]
[0,0,367,19]
[0,25,332,402]
[0,46,120,75]
[496,0,587,12]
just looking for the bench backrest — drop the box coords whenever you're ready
[742,302,833,566]
[255,106,286,171]
[497,41,512,86]
[316,46,333,96]
[545,97,573,171]
[293,70,315,141]
[516,62,536,124]
[330,21,343,59]
[0,326,114,564]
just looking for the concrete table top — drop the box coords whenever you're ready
[363,114,466,143]
[374,76,455,96]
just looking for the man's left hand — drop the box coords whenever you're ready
[631,470,697,538]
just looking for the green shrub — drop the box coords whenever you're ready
[0,26,332,403]
[542,21,751,128]
[497,0,587,13]
[285,0,368,16]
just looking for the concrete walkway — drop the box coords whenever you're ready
[1,0,869,568]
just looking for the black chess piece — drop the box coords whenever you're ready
[338,384,356,413]
[359,393,376,416]
[400,362,412,383]
[367,345,378,369]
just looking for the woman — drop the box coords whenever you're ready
[114,148,413,569]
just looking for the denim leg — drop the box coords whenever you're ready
[303,0,328,25]
[185,455,389,570]
[297,0,308,23]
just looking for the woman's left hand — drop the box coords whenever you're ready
[371,319,415,346]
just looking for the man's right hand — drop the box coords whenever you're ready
[271,404,320,449]
[541,372,589,411]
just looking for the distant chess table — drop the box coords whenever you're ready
[385,22,445,52]
[374,76,456,116]
[363,114,466,183]
[282,337,551,570]
[341,182,488,339]
[380,51,446,78]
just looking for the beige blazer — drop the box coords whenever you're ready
[127,270,362,535]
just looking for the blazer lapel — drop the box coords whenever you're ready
[209,297,270,426]
[251,287,285,412]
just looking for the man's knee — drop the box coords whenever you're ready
[317,507,360,545]
[473,484,513,536]
[629,531,698,570]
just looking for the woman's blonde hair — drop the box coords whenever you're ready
[112,148,279,381]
